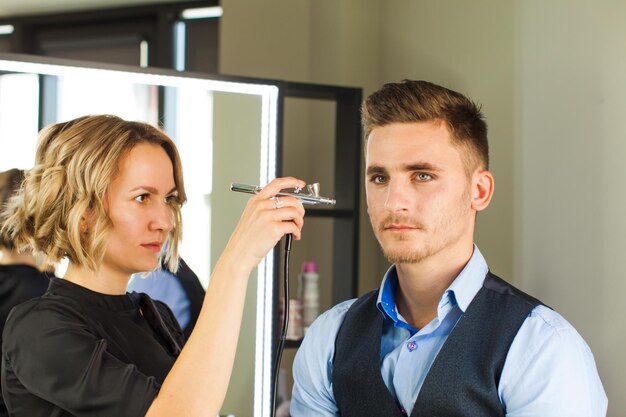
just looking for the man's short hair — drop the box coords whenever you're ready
[361,80,489,173]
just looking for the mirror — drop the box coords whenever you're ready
[0,53,279,416]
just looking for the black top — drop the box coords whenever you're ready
[1,277,185,417]
[0,264,51,417]
[0,264,50,343]
[333,272,542,417]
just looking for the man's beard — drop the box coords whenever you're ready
[377,215,430,264]
[382,241,431,264]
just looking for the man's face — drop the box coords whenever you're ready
[365,121,477,265]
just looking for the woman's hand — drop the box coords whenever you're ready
[222,177,306,274]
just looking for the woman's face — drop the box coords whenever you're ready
[101,142,178,280]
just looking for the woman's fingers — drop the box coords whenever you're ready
[256,177,306,200]
[225,178,306,269]
[268,201,305,239]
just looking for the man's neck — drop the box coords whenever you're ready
[394,245,473,329]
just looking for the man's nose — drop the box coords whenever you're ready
[384,180,411,212]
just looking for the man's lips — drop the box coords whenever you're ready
[141,242,163,252]
[384,224,418,232]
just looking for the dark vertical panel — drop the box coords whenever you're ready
[184,19,219,73]
[332,217,356,303]
[153,10,176,68]
[332,88,362,304]
[0,36,11,52]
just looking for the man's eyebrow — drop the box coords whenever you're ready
[403,162,441,172]
[366,165,388,176]
[366,162,441,176]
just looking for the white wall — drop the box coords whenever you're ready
[517,1,624,414]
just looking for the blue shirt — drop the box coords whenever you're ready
[291,247,607,416]
[127,269,191,330]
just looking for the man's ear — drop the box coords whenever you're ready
[470,169,494,212]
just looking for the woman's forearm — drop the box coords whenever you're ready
[145,177,305,417]
[146,253,251,416]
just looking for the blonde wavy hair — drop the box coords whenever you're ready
[0,115,187,273]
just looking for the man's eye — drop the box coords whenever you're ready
[417,173,432,181]
[372,175,387,184]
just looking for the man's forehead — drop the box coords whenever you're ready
[365,124,464,171]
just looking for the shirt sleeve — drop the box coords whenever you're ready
[3,299,159,417]
[290,300,354,417]
[499,305,608,417]
[128,271,191,330]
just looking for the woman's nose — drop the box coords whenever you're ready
[150,201,173,232]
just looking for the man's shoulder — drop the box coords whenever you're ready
[298,298,360,353]
[310,298,358,332]
[524,304,579,336]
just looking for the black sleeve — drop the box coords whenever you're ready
[3,300,159,417]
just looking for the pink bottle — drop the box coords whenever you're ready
[299,261,320,332]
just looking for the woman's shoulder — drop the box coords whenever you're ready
[3,293,86,342]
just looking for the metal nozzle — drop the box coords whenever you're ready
[230,182,336,206]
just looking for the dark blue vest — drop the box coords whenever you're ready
[332,272,542,417]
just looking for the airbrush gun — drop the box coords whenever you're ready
[230,181,334,417]
[230,182,336,206]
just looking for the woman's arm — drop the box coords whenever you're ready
[146,177,306,417]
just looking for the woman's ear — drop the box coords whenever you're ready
[80,209,94,234]
[471,169,494,212]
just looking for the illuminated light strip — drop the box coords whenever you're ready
[139,41,149,68]
[181,6,223,19]
[254,86,279,417]
[174,22,186,72]
[0,25,15,36]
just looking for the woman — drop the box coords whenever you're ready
[0,115,305,416]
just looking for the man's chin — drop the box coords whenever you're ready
[383,249,427,264]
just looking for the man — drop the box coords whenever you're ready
[290,80,607,416]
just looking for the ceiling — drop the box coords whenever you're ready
[0,0,188,18]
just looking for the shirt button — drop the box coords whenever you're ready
[407,341,417,351]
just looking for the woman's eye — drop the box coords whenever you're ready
[134,194,148,203]
[165,195,178,205]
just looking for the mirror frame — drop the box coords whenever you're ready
[0,52,279,416]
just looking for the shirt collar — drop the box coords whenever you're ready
[376,245,488,325]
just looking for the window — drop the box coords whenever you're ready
[0,73,39,171]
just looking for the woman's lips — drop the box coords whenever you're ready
[141,242,162,252]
